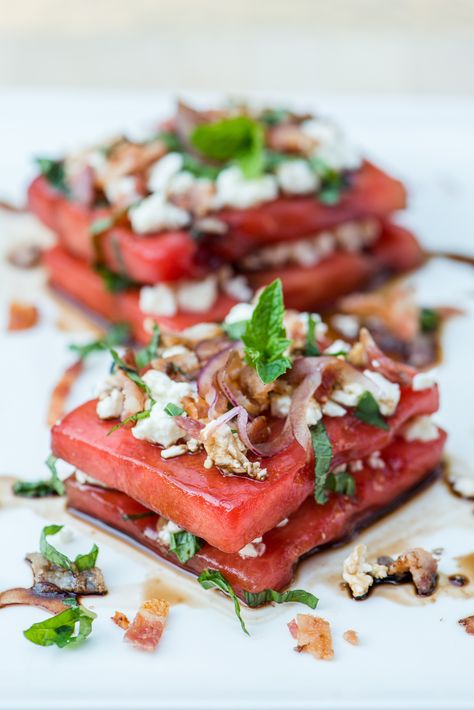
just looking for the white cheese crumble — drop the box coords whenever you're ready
[212,166,278,210]
[367,451,385,470]
[363,370,401,416]
[301,119,362,171]
[222,275,253,302]
[96,386,124,419]
[176,275,218,313]
[132,371,196,447]
[322,400,347,417]
[270,394,322,426]
[201,422,267,479]
[448,465,474,499]
[140,283,177,317]
[412,371,437,391]
[157,519,183,547]
[331,314,360,339]
[161,444,188,459]
[331,381,365,408]
[129,192,190,234]
[224,301,255,325]
[349,459,364,473]
[75,470,111,488]
[323,339,351,356]
[147,152,183,192]
[104,176,140,206]
[238,537,266,559]
[342,544,388,598]
[402,416,439,443]
[276,518,289,528]
[276,159,319,195]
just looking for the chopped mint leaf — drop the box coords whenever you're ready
[180,153,221,180]
[94,264,136,293]
[243,587,318,609]
[13,455,65,498]
[109,349,154,399]
[40,524,100,572]
[355,391,389,430]
[420,307,440,333]
[169,531,203,563]
[309,157,346,205]
[164,402,185,417]
[135,323,160,369]
[305,314,321,356]
[223,319,249,341]
[311,421,333,504]
[107,409,151,435]
[35,157,69,195]
[325,470,356,497]
[259,108,290,126]
[242,279,291,384]
[263,149,292,172]
[198,569,249,635]
[69,323,130,360]
[150,131,182,151]
[190,116,265,179]
[23,605,96,648]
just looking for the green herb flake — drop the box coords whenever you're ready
[107,409,151,435]
[180,153,221,180]
[169,531,203,563]
[311,421,333,504]
[198,570,249,635]
[325,470,356,497]
[23,605,96,648]
[243,588,318,609]
[135,323,160,369]
[309,157,346,205]
[305,313,321,356]
[190,116,265,179]
[259,108,289,126]
[35,157,69,194]
[120,511,156,521]
[93,264,136,293]
[420,307,440,333]
[150,131,182,151]
[109,349,154,399]
[13,455,65,499]
[164,402,185,417]
[69,323,130,361]
[242,279,291,384]
[222,319,249,341]
[90,216,115,237]
[354,391,389,430]
[39,524,99,572]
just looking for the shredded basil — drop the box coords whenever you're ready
[198,570,249,635]
[311,421,333,504]
[23,604,96,648]
[180,153,221,180]
[13,455,65,498]
[164,402,185,417]
[69,323,130,361]
[420,307,440,333]
[259,108,290,126]
[325,470,356,497]
[109,349,154,398]
[355,391,389,430]
[243,588,318,609]
[40,524,99,572]
[107,409,151,435]
[309,157,346,205]
[305,313,321,356]
[120,511,156,521]
[94,264,136,293]
[169,531,203,563]
[135,323,160,369]
[35,157,69,194]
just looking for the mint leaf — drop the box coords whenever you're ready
[23,605,96,648]
[74,544,99,572]
[180,153,221,180]
[169,531,203,563]
[13,455,65,498]
[354,391,388,430]
[259,108,289,126]
[35,157,69,195]
[135,323,160,369]
[305,313,321,356]
[309,157,346,205]
[222,319,249,341]
[198,570,249,635]
[149,131,181,151]
[69,323,130,360]
[164,402,185,416]
[107,408,151,435]
[40,525,99,572]
[311,422,333,504]
[242,279,291,384]
[243,588,318,609]
[420,307,440,333]
[325,470,356,497]
[190,116,264,178]
[94,264,136,293]
[109,349,154,399]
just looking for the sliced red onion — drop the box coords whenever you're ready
[197,344,234,406]
[288,371,323,453]
[360,328,416,386]
[175,416,204,437]
[216,368,255,416]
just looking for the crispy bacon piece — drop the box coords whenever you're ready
[124,598,170,651]
[112,610,130,630]
[0,586,69,615]
[387,547,438,596]
[288,614,334,660]
[7,301,39,331]
[459,616,474,635]
[47,360,84,427]
[343,629,359,645]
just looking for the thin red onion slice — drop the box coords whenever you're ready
[175,416,204,437]
[288,371,323,453]
[360,328,416,386]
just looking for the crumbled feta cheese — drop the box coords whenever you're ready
[147,152,183,192]
[75,470,111,488]
[168,170,196,195]
[270,394,291,418]
[306,400,323,426]
[104,176,140,205]
[363,370,401,416]
[284,311,327,345]
[176,276,218,313]
[96,387,124,420]
[402,416,439,443]
[367,451,385,470]
[201,422,266,479]
[335,222,364,252]
[132,371,196,447]
[323,339,351,356]
[276,518,289,528]
[448,465,474,499]
[57,526,75,544]
[342,544,388,598]
[224,301,255,325]
[222,275,253,302]
[412,371,437,391]
[331,381,365,408]
[322,400,347,417]
[301,119,339,146]
[129,192,190,234]
[179,322,224,341]
[160,345,188,358]
[301,119,361,171]
[276,159,319,195]
[238,537,266,559]
[332,464,347,474]
[331,314,360,339]
[213,166,278,210]
[349,459,364,473]
[161,444,188,459]
[157,519,183,547]
[140,283,177,317]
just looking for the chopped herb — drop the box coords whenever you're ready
[263,149,292,172]
[135,323,160,369]
[420,307,440,333]
[190,116,265,179]
[164,402,185,416]
[309,157,346,205]
[259,108,289,126]
[94,264,136,293]
[13,455,65,498]
[120,511,156,521]
[180,153,221,180]
[35,157,69,194]
[40,524,99,572]
[242,279,291,384]
[109,349,154,399]
[107,409,151,435]
[311,421,333,504]
[355,391,389,430]
[305,313,321,356]
[325,470,356,497]
[198,569,249,635]
[69,323,130,360]
[149,131,182,151]
[169,531,203,563]
[222,319,248,341]
[23,604,96,648]
[243,588,319,609]
[90,215,115,237]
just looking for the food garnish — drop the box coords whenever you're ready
[343,629,359,645]
[354,391,389,430]
[288,614,334,660]
[40,524,99,573]
[111,610,130,630]
[7,300,39,331]
[311,422,333,504]
[23,601,96,648]
[69,322,130,360]
[124,598,169,651]
[13,454,65,498]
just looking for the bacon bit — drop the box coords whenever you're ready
[7,301,39,331]
[343,629,359,645]
[7,243,42,269]
[124,598,170,652]
[112,610,130,630]
[47,360,84,427]
[339,284,419,342]
[459,615,474,635]
[288,614,334,660]
[388,548,438,596]
[0,587,69,615]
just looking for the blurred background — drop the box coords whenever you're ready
[0,0,473,95]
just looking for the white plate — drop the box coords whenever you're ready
[0,92,473,710]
